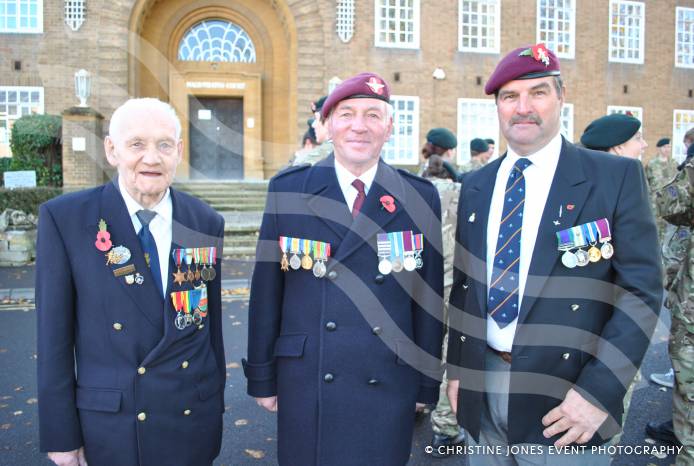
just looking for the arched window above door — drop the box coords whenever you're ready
[178,19,256,63]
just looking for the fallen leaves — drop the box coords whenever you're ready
[26,398,37,405]
[244,449,265,459]
[234,419,248,426]
[226,362,240,369]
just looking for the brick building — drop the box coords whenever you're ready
[1,0,693,186]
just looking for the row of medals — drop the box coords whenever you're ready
[281,252,327,278]
[561,241,614,269]
[173,288,207,330]
[175,263,216,284]
[378,253,422,275]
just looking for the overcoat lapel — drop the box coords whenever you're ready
[517,139,592,324]
[97,180,165,331]
[303,156,352,240]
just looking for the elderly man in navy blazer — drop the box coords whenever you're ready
[243,72,444,465]
[446,45,662,465]
[36,98,225,466]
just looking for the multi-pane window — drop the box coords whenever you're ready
[536,0,575,59]
[560,103,574,142]
[381,96,419,165]
[458,0,500,53]
[457,98,499,164]
[673,110,694,163]
[676,7,694,68]
[336,0,355,43]
[0,0,42,33]
[374,0,420,49]
[65,0,85,31]
[608,0,645,64]
[178,20,256,63]
[0,87,44,157]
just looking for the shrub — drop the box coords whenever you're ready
[9,114,62,187]
[0,187,62,215]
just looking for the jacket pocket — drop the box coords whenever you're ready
[273,334,307,358]
[197,370,225,401]
[76,387,122,413]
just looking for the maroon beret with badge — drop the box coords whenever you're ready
[484,43,561,95]
[321,72,391,119]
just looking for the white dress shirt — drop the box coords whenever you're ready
[334,159,378,213]
[486,132,563,352]
[118,177,172,294]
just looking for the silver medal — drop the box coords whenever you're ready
[125,274,135,285]
[392,258,404,273]
[378,259,393,275]
[134,273,144,285]
[403,256,417,272]
[184,313,193,327]
[561,250,578,268]
[600,242,614,259]
[575,249,589,267]
[175,312,187,330]
[313,260,326,278]
[289,254,301,270]
[193,309,203,326]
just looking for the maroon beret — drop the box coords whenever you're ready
[321,72,391,119]
[484,43,561,95]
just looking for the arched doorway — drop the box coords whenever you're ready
[128,0,298,179]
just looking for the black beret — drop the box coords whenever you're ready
[580,114,641,151]
[656,137,670,147]
[470,138,489,153]
[485,138,495,145]
[426,128,457,149]
[311,96,328,113]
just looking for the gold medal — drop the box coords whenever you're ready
[588,246,601,262]
[301,253,313,270]
[280,253,289,272]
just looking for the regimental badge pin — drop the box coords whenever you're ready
[553,220,561,226]
[125,274,135,285]
[468,212,476,223]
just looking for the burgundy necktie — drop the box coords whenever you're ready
[351,179,366,218]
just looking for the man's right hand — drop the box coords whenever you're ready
[256,396,278,412]
[48,447,87,466]
[446,379,460,414]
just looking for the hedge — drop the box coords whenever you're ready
[0,187,62,215]
[8,114,62,187]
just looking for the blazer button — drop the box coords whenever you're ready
[328,270,338,281]
[183,409,191,416]
[325,321,337,331]
[181,360,189,369]
[198,324,205,330]
[137,412,147,422]
[562,352,570,360]
[324,373,334,383]
[570,304,580,311]
[137,367,146,375]
[460,336,466,342]
[372,326,382,335]
[368,378,379,386]
[374,274,385,284]
[113,323,123,331]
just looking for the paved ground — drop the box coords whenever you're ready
[0,262,680,465]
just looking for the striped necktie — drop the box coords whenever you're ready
[136,209,163,297]
[488,158,532,328]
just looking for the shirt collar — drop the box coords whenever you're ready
[334,158,379,193]
[505,131,563,172]
[117,176,172,223]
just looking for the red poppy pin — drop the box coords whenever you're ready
[519,43,551,67]
[95,219,113,252]
[380,195,396,213]
[566,204,575,211]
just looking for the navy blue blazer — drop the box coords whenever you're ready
[244,156,444,466]
[36,180,225,466]
[447,139,663,446]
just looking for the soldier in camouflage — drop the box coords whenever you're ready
[458,138,491,174]
[652,140,694,464]
[646,138,678,245]
[290,96,334,167]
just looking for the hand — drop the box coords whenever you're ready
[541,388,608,447]
[255,396,278,412]
[48,447,87,466]
[447,379,460,415]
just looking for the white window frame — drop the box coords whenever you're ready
[0,86,44,157]
[336,0,355,43]
[675,7,694,69]
[381,96,419,165]
[608,0,645,65]
[560,103,574,142]
[0,0,43,33]
[374,0,420,50]
[456,98,499,164]
[673,109,694,163]
[536,0,575,59]
[458,0,501,53]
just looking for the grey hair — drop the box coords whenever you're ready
[494,75,564,100]
[109,98,182,141]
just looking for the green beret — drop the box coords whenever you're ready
[656,137,670,147]
[470,138,489,153]
[426,128,457,149]
[580,114,641,151]
[311,96,328,113]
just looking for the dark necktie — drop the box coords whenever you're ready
[351,179,366,218]
[488,158,532,328]
[136,209,163,297]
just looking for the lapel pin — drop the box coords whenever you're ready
[135,273,144,285]
[125,274,135,285]
[468,212,476,223]
[559,205,563,218]
[567,204,575,211]
[553,220,561,226]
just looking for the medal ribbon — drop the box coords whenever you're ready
[290,237,299,254]
[403,230,413,254]
[201,247,209,266]
[568,225,586,248]
[388,232,398,261]
[211,247,217,265]
[325,243,331,259]
[171,249,183,268]
[193,248,201,266]
[198,285,208,316]
[414,233,423,252]
[377,233,391,257]
[582,222,599,244]
[171,291,184,312]
[189,288,201,311]
[182,291,191,315]
[184,248,193,267]
[556,229,574,250]
[596,218,612,242]
[302,239,312,256]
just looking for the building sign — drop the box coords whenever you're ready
[4,171,37,189]
[186,81,246,90]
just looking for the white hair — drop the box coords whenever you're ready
[109,98,182,141]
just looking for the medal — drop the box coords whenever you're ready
[171,291,188,330]
[206,247,217,281]
[184,248,195,283]
[193,248,202,281]
[390,232,404,273]
[596,218,614,260]
[588,246,602,262]
[403,231,416,272]
[377,233,393,275]
[301,239,313,270]
[135,273,144,285]
[575,248,589,267]
[581,222,602,263]
[172,249,186,286]
[279,236,290,272]
[106,245,131,265]
[289,237,301,270]
[413,233,424,269]
[600,242,614,259]
[312,241,328,278]
[199,248,210,281]
[561,250,578,268]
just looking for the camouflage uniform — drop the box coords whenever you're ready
[646,156,679,246]
[655,170,694,465]
[291,141,334,167]
[428,178,462,438]
[458,157,484,174]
